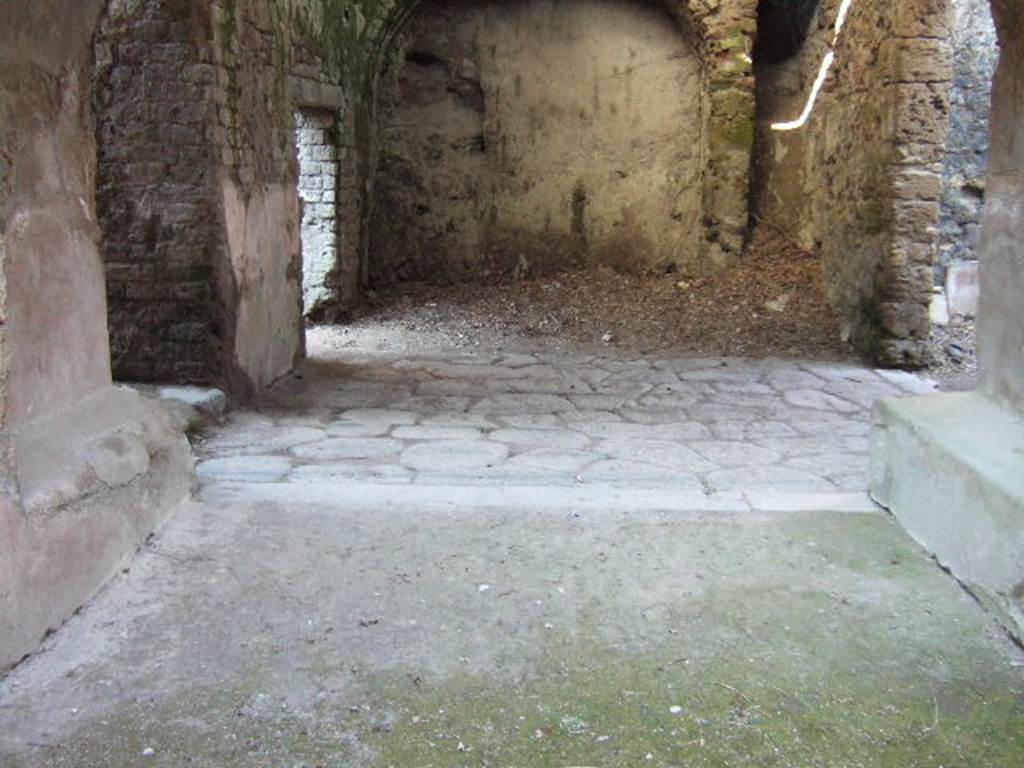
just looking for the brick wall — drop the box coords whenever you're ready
[94,0,221,383]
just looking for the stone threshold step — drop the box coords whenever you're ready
[200,481,879,515]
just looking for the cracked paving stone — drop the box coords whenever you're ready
[784,389,863,413]
[291,438,405,460]
[598,439,718,473]
[196,455,292,483]
[401,440,510,471]
[705,465,836,493]
[488,428,590,450]
[691,441,782,468]
[338,408,420,426]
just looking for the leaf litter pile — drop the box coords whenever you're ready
[325,226,851,361]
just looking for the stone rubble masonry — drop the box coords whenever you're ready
[755,0,956,368]
[94,0,356,393]
[937,0,998,279]
[94,0,222,384]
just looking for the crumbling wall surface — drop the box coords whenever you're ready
[937,0,998,277]
[371,0,707,283]
[755,0,953,366]
[979,0,1024,410]
[94,0,222,384]
[0,0,193,672]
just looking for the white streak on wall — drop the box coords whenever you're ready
[771,0,857,132]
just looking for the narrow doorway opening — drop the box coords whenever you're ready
[295,109,341,317]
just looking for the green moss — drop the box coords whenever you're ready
[42,515,1024,768]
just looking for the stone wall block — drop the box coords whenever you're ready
[894,83,951,145]
[880,37,954,84]
[893,169,944,201]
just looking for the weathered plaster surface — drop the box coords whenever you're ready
[0,0,193,672]
[371,0,707,282]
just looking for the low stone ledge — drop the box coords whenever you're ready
[870,391,1024,641]
[0,386,195,672]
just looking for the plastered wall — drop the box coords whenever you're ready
[370,0,708,283]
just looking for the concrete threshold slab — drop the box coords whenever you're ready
[200,481,879,515]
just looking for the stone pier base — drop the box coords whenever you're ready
[871,392,1024,641]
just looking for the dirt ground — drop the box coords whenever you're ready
[319,226,977,389]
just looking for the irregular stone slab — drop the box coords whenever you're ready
[599,439,718,472]
[421,413,496,429]
[569,394,633,411]
[471,394,575,414]
[393,425,484,441]
[496,413,564,429]
[580,460,704,488]
[204,425,327,453]
[875,368,940,394]
[822,380,902,410]
[631,392,702,409]
[619,407,692,425]
[800,362,881,382]
[755,435,870,458]
[705,466,835,493]
[393,395,472,414]
[507,376,592,395]
[338,408,419,425]
[196,456,292,483]
[690,441,782,468]
[784,453,868,478]
[325,422,390,438]
[505,449,601,473]
[291,438,404,460]
[784,389,862,414]
[289,463,414,484]
[766,368,825,390]
[489,428,590,450]
[401,440,510,472]
[711,421,797,440]
[787,418,871,437]
[417,379,496,397]
[575,421,710,441]
[561,409,622,425]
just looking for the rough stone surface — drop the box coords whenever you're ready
[192,348,931,500]
[938,0,999,278]
[754,0,955,366]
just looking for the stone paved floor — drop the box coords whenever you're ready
[196,351,937,512]
[3,348,1023,767]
